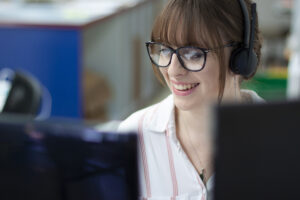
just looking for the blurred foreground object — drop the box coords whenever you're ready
[214,100,300,200]
[287,0,300,99]
[0,116,138,200]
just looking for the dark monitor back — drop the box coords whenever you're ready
[214,100,300,200]
[0,116,138,200]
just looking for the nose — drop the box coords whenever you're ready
[167,53,188,77]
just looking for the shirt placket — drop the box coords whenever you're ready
[167,114,208,200]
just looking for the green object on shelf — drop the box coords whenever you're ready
[241,73,287,101]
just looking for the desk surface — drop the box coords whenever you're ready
[0,0,153,29]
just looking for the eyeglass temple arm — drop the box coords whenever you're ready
[206,42,241,52]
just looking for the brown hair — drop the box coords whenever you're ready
[150,0,262,100]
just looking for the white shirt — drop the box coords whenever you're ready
[118,90,264,200]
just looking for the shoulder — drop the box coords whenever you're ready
[117,104,155,133]
[118,95,173,133]
[241,89,265,103]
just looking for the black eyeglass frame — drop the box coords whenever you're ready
[145,41,239,72]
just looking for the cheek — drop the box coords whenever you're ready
[159,68,168,80]
[159,68,171,87]
[200,58,220,86]
[194,58,220,99]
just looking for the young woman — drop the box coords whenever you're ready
[119,0,264,199]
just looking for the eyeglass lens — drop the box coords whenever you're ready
[147,43,206,71]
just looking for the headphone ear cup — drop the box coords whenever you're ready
[230,47,247,74]
[247,49,258,77]
[230,48,258,78]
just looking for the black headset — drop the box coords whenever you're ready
[229,0,258,78]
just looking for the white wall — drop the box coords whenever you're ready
[83,0,164,120]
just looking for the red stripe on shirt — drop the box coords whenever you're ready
[165,128,179,198]
[138,113,152,198]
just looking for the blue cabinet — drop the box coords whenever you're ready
[0,26,82,118]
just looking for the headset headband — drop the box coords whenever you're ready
[249,3,257,53]
[229,0,258,78]
[238,0,251,48]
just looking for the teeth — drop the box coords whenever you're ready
[173,83,199,91]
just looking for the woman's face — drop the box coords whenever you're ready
[159,45,232,111]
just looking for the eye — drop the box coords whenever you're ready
[159,48,171,57]
[182,49,204,61]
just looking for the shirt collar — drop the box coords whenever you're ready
[144,90,264,134]
[144,94,174,133]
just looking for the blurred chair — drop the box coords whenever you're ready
[0,68,42,117]
[83,69,111,122]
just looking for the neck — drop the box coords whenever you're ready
[222,75,243,102]
[176,106,206,131]
[175,104,214,182]
[175,103,213,146]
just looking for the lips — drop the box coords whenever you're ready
[171,81,200,96]
[173,83,199,91]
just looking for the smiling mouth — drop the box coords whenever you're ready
[173,83,200,91]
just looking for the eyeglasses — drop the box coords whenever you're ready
[145,41,238,72]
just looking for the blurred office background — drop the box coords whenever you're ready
[0,0,299,122]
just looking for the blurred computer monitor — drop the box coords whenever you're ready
[213,100,300,200]
[0,115,138,200]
